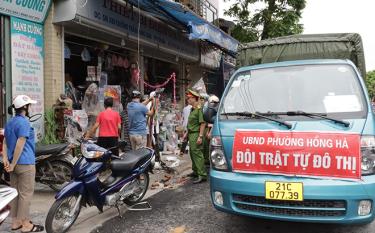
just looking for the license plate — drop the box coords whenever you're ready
[265,181,303,201]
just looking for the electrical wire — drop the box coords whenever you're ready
[137,0,141,85]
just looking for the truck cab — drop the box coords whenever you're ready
[206,34,375,224]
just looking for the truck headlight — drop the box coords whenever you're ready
[210,136,228,171]
[361,136,375,175]
[358,200,372,216]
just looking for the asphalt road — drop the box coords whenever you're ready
[95,180,375,233]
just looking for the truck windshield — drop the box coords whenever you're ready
[220,64,367,119]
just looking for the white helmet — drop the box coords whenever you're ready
[13,95,37,109]
[208,95,219,103]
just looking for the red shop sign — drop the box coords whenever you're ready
[232,130,361,180]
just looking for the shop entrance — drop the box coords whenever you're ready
[64,34,135,109]
[62,32,184,156]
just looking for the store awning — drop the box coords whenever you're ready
[125,0,183,29]
[126,0,239,55]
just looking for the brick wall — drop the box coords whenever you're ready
[44,3,63,109]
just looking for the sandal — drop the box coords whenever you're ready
[11,225,22,231]
[21,223,44,233]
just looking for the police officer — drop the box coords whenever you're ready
[185,90,207,184]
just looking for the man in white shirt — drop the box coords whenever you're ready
[182,103,192,130]
[180,102,192,155]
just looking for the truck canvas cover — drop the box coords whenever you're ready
[237,33,366,77]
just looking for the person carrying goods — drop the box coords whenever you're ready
[127,90,155,150]
[146,88,164,160]
[185,89,207,184]
[2,95,44,232]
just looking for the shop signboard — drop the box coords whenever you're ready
[0,0,51,23]
[73,0,199,60]
[11,17,44,140]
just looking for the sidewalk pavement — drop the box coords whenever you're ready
[0,152,193,233]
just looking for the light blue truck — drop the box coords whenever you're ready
[204,33,375,224]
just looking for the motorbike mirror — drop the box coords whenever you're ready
[203,102,219,124]
[28,113,42,122]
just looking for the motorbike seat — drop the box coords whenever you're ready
[35,144,68,157]
[111,148,152,175]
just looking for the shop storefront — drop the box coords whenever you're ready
[40,0,238,155]
[47,0,200,147]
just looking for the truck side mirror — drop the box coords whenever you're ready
[203,102,219,124]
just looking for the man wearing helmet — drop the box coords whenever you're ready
[2,95,44,232]
[127,90,155,150]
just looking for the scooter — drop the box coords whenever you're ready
[0,185,18,225]
[45,140,155,233]
[0,143,75,191]
[35,143,76,191]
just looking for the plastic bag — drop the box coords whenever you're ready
[64,112,87,144]
[73,110,88,131]
[81,47,91,62]
[82,83,101,116]
[191,78,207,96]
[163,113,178,151]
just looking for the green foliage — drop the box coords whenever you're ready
[224,0,306,42]
[39,108,61,145]
[366,70,375,100]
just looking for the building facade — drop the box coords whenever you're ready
[0,0,237,139]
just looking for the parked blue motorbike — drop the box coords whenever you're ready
[45,140,155,233]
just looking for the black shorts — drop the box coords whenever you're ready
[97,137,119,156]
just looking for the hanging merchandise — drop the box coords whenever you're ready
[96,66,102,81]
[82,83,100,115]
[105,55,113,71]
[82,83,101,129]
[112,54,118,67]
[117,56,124,67]
[173,73,176,107]
[65,81,78,107]
[87,66,96,81]
[65,110,87,144]
[192,78,207,96]
[98,72,108,103]
[73,110,89,131]
[131,64,140,86]
[81,47,91,62]
[64,43,71,59]
[123,58,129,69]
[99,72,108,89]
[143,73,177,107]
[103,85,122,112]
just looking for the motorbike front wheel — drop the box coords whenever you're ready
[124,172,149,205]
[45,194,81,233]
